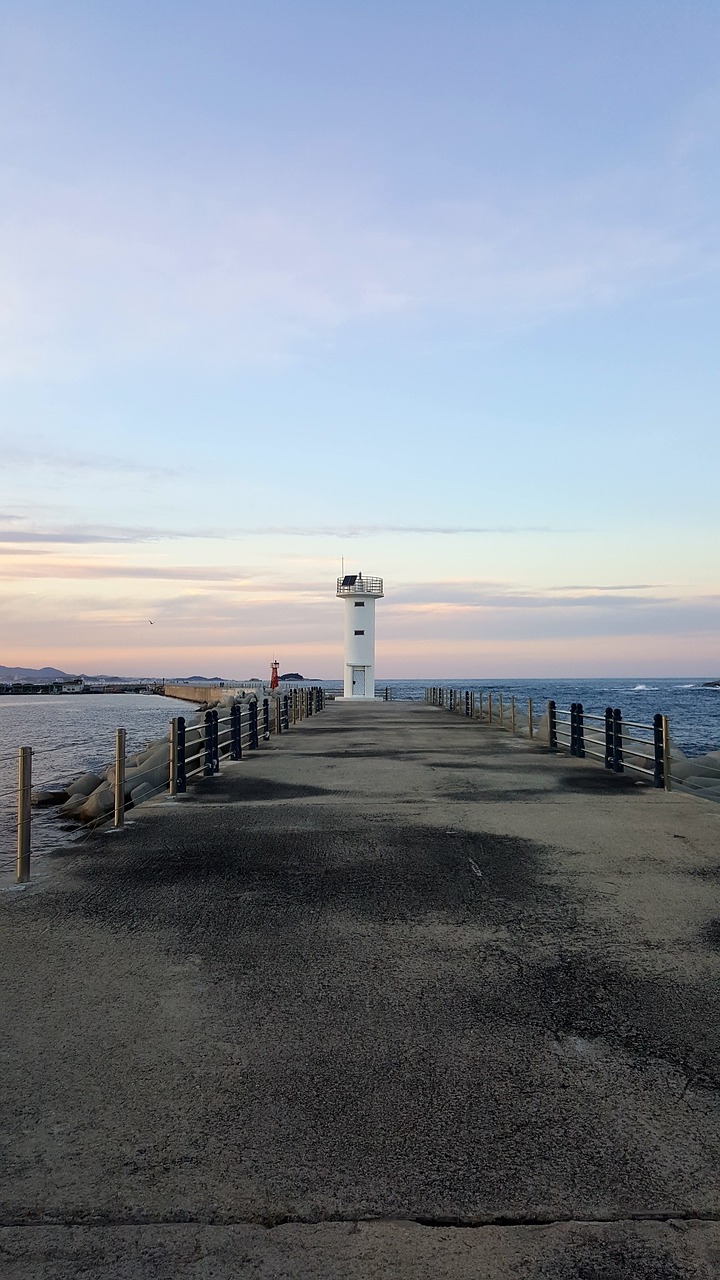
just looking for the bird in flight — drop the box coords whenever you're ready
[148,620,154,625]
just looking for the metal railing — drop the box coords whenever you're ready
[8,687,326,882]
[425,687,672,791]
[336,576,384,597]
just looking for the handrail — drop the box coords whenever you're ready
[8,687,326,882]
[424,686,673,791]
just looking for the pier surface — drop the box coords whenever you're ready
[2,701,720,1278]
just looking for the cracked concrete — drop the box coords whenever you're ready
[1,701,720,1277]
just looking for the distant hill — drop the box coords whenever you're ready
[0,665,143,683]
[0,665,77,682]
[279,672,304,680]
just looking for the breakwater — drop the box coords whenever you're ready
[3,699,720,1275]
[426,685,720,801]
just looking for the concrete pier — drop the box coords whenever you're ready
[2,701,720,1278]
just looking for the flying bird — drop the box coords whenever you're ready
[148,620,154,625]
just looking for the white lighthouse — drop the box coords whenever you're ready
[336,571,384,698]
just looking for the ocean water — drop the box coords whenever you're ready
[312,676,720,757]
[0,692,199,880]
[1,678,718,882]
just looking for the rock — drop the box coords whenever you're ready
[130,782,154,806]
[58,794,88,818]
[65,772,104,798]
[32,789,69,807]
[77,784,114,823]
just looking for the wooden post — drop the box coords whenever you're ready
[16,747,32,883]
[510,696,516,734]
[499,692,504,727]
[488,693,492,723]
[114,728,126,828]
[528,697,533,739]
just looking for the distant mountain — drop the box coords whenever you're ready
[0,665,146,683]
[0,665,77,682]
[279,672,304,680]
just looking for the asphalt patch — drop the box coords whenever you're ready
[190,777,328,802]
[558,769,645,793]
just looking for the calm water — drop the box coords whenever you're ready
[0,693,200,879]
[2,678,718,880]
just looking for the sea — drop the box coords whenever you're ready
[1,678,718,882]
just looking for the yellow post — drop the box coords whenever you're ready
[16,747,32,883]
[114,728,126,828]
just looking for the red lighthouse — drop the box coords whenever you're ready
[270,659,279,690]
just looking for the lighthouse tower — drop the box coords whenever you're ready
[336,571,384,698]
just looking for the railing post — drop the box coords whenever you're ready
[250,700,259,748]
[470,692,475,718]
[230,703,241,760]
[576,702,585,758]
[499,692,504,727]
[570,702,578,756]
[612,707,624,773]
[16,746,32,883]
[662,714,671,791]
[263,698,270,740]
[465,691,470,717]
[528,697,533,739]
[204,710,214,775]
[212,709,220,772]
[510,696,516,734]
[604,706,614,770]
[275,699,282,734]
[176,715,186,791]
[114,727,126,827]
[547,700,557,751]
[488,693,492,723]
[653,712,664,789]
[169,718,179,795]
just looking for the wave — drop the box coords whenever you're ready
[630,684,658,691]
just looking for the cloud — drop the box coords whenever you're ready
[0,520,569,545]
[1,445,180,479]
[0,155,715,377]
[0,561,250,582]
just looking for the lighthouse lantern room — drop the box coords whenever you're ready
[336,572,384,698]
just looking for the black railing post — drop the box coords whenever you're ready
[283,694,289,729]
[212,708,220,772]
[230,703,241,760]
[176,715,186,792]
[250,700,259,749]
[548,699,557,751]
[204,709,214,775]
[612,707,624,773]
[604,706,614,770]
[576,703,585,758]
[262,698,270,740]
[465,691,470,717]
[653,712,664,788]
[570,702,577,755]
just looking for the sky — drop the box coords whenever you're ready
[1,0,719,678]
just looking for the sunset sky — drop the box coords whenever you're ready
[1,1,719,678]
